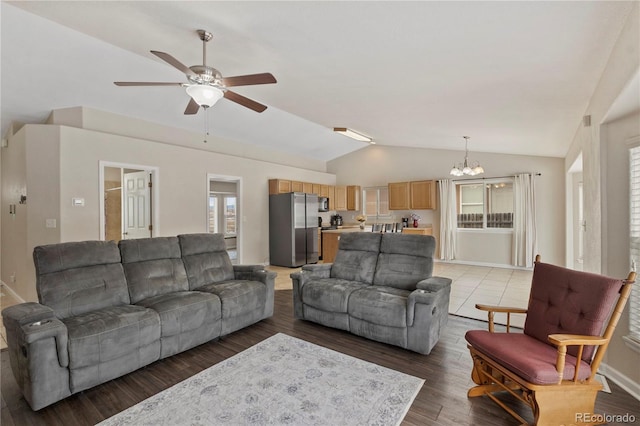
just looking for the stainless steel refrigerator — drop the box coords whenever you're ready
[269,192,319,267]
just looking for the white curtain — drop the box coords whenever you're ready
[438,179,457,260]
[513,173,537,267]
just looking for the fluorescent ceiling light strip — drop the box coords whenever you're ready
[333,127,372,142]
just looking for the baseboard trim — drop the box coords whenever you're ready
[0,280,25,304]
[435,259,533,271]
[599,362,640,401]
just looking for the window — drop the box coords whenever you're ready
[457,180,514,229]
[362,187,389,219]
[628,145,640,344]
[208,193,237,236]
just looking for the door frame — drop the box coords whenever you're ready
[99,161,160,241]
[207,173,242,263]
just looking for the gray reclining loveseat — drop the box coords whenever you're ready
[2,233,275,410]
[291,232,451,354]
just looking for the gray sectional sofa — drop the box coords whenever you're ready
[291,232,452,354]
[2,233,275,410]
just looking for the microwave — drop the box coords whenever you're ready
[318,197,329,212]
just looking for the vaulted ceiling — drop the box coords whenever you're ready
[1,1,636,162]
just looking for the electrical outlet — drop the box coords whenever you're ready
[46,219,57,228]
[10,273,16,283]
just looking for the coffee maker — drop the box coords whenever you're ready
[401,217,409,229]
[330,214,343,227]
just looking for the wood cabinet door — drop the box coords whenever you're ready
[410,180,436,209]
[302,182,313,194]
[312,183,321,195]
[328,185,336,210]
[269,179,291,194]
[346,185,360,211]
[334,186,347,211]
[291,181,304,192]
[320,185,329,197]
[388,182,410,210]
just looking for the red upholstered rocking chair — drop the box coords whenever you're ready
[465,255,635,426]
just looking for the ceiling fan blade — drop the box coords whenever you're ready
[114,82,184,86]
[224,91,268,113]
[184,97,200,115]
[151,50,197,77]
[222,73,277,87]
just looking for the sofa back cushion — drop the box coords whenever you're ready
[34,241,130,319]
[373,234,435,290]
[178,233,234,289]
[119,237,189,303]
[331,233,382,284]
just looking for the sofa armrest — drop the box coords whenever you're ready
[2,303,69,368]
[407,277,451,327]
[291,264,332,319]
[416,276,452,291]
[233,264,269,280]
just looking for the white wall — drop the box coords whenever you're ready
[3,110,336,302]
[328,144,565,266]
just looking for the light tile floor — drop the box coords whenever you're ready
[0,263,532,350]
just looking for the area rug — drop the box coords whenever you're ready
[98,333,424,425]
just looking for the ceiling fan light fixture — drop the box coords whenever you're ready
[333,127,372,143]
[186,84,224,108]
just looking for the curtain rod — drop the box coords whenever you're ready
[436,172,541,182]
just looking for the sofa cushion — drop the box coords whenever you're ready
[119,237,190,303]
[34,241,130,319]
[348,286,412,328]
[178,233,235,289]
[302,278,370,313]
[373,234,435,290]
[524,262,623,361]
[465,330,592,385]
[331,233,382,284]
[63,305,161,369]
[195,280,265,319]
[136,291,221,338]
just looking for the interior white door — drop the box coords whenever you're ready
[123,171,151,239]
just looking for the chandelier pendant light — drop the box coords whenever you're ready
[450,136,485,177]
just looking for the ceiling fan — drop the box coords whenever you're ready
[114,29,276,114]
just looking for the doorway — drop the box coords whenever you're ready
[100,162,159,242]
[208,174,241,263]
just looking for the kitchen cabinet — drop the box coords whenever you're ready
[320,185,329,198]
[346,185,360,210]
[388,182,410,210]
[312,183,321,195]
[291,181,304,192]
[334,186,347,211]
[269,179,291,195]
[402,227,433,236]
[328,186,336,209]
[410,180,437,209]
[302,182,313,194]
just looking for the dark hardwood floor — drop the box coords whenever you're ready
[2,289,639,425]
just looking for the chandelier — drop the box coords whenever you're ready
[450,136,484,176]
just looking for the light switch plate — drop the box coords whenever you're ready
[72,198,85,207]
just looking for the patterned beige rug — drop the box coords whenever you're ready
[98,333,424,425]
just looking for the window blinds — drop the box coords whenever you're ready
[629,145,640,342]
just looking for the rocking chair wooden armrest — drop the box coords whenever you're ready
[475,304,528,333]
[547,334,608,384]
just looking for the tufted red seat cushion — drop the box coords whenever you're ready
[465,330,592,385]
[524,262,623,362]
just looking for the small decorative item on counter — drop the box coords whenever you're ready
[356,214,366,230]
[410,213,421,228]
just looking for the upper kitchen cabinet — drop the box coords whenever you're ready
[388,182,410,210]
[269,179,291,195]
[410,180,437,209]
[319,185,329,198]
[346,185,360,210]
[303,182,313,194]
[334,186,347,211]
[312,183,321,195]
[291,181,304,192]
